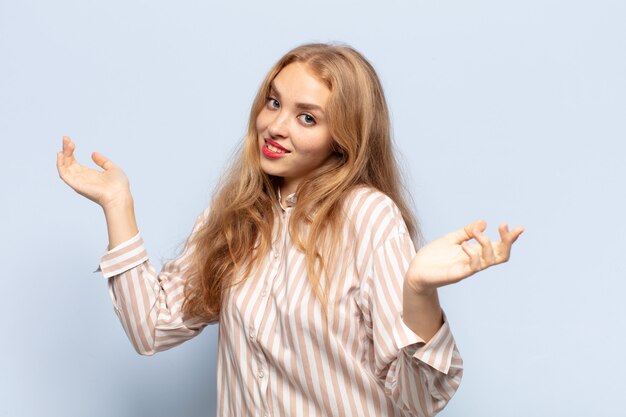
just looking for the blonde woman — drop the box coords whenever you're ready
[57,43,523,416]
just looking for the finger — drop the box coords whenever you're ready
[448,219,487,244]
[62,136,70,155]
[498,224,509,241]
[494,224,525,263]
[499,224,525,245]
[92,152,115,171]
[461,241,482,272]
[473,228,496,264]
[62,136,76,161]
[57,150,72,174]
[57,151,73,184]
[509,226,525,243]
[56,151,64,173]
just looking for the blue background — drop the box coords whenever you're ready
[1,0,624,416]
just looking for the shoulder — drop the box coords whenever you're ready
[189,203,213,235]
[341,185,410,248]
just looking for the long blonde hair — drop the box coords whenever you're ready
[182,43,419,322]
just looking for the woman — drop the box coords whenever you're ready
[57,43,523,416]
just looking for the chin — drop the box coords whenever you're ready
[259,160,282,177]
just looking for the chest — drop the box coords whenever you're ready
[221,218,364,356]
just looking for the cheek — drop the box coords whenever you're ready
[298,136,333,158]
[255,110,269,132]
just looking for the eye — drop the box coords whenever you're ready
[266,96,280,109]
[298,114,316,126]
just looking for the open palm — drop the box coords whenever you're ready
[405,220,524,294]
[56,136,130,208]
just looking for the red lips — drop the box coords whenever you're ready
[264,138,290,152]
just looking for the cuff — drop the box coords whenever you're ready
[93,232,148,278]
[393,311,456,375]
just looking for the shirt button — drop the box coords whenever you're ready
[261,289,267,297]
[258,369,264,379]
[249,327,255,339]
[273,251,279,259]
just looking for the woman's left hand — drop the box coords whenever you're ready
[405,220,525,295]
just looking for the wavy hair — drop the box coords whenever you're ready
[182,43,419,322]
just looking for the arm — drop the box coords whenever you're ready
[95,206,215,355]
[57,136,214,355]
[385,219,524,415]
[360,233,463,417]
[102,194,139,250]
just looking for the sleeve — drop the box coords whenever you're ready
[93,205,216,356]
[358,232,463,417]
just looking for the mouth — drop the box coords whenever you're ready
[264,138,290,154]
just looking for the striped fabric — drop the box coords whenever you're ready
[95,186,463,416]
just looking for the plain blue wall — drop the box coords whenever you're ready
[1,0,624,416]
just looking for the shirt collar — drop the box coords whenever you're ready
[277,186,297,210]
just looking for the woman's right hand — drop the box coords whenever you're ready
[56,136,132,210]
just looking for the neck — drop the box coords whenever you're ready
[280,178,299,201]
[279,180,300,209]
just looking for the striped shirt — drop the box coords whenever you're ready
[95,186,463,416]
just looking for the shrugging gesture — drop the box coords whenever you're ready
[402,220,524,341]
[407,220,524,293]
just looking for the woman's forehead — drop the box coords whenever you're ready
[271,63,330,108]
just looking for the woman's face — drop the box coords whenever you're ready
[256,62,334,195]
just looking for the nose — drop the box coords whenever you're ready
[267,110,289,138]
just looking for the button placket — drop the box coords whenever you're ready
[275,207,290,259]
[253,200,290,402]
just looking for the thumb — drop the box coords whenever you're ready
[91,152,115,171]
[446,219,487,244]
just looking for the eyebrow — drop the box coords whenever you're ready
[269,82,326,115]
